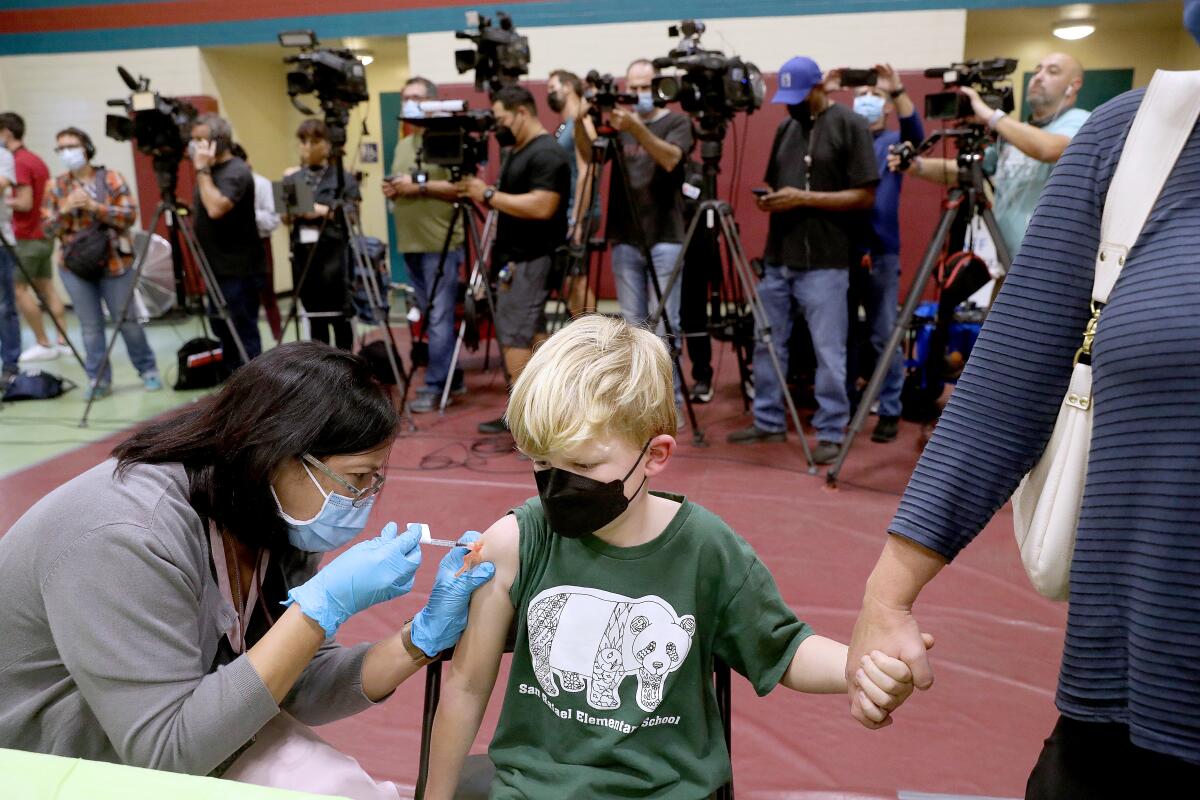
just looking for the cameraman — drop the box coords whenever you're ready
[547,69,596,317]
[894,53,1089,260]
[458,86,570,435]
[727,56,878,465]
[382,77,466,412]
[282,119,360,353]
[576,59,694,397]
[843,64,924,444]
[190,113,264,370]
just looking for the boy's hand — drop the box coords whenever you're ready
[852,634,934,729]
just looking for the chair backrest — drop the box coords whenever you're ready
[414,639,735,800]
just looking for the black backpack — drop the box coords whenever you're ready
[173,337,229,390]
[3,370,74,401]
[61,168,113,283]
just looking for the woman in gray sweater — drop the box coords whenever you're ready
[0,341,494,785]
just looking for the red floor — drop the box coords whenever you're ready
[0,342,1065,799]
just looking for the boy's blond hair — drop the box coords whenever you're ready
[506,315,677,458]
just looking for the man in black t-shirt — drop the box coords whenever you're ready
[726,57,878,464]
[458,86,570,434]
[190,113,264,370]
[576,59,694,404]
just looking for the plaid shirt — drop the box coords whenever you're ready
[42,168,137,277]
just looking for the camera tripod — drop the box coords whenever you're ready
[0,230,87,375]
[440,202,501,414]
[80,188,250,428]
[825,131,1012,486]
[278,149,414,421]
[574,113,702,443]
[646,135,818,471]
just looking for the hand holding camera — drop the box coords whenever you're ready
[456,175,488,204]
[609,105,642,134]
[960,87,1000,127]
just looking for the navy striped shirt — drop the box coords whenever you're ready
[891,88,1200,764]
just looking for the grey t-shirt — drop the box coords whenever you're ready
[0,147,15,241]
[606,111,695,245]
[0,459,375,775]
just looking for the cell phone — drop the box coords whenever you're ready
[751,187,770,198]
[841,68,879,88]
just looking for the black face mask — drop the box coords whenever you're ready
[534,440,652,538]
[495,123,517,148]
[787,102,813,125]
[546,92,566,114]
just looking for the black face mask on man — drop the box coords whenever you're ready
[535,440,652,538]
[546,91,566,114]
[788,102,813,125]
[495,124,517,148]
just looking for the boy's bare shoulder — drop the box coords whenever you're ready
[478,512,521,585]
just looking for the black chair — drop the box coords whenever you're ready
[414,633,734,800]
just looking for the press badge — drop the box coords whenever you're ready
[299,227,320,244]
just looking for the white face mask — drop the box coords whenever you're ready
[58,147,87,172]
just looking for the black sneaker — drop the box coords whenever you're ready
[726,425,786,445]
[478,416,510,435]
[871,416,899,443]
[690,380,714,404]
[812,441,841,464]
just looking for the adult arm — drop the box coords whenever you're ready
[963,88,1072,164]
[424,515,518,800]
[759,186,876,212]
[253,176,280,236]
[611,107,685,172]
[847,99,1114,722]
[191,142,240,220]
[388,174,460,203]
[8,184,33,213]
[90,170,137,230]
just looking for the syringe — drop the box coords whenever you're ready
[412,523,460,548]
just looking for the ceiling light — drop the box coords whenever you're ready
[360,54,374,66]
[1053,18,1096,40]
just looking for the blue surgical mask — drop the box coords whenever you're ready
[636,90,655,117]
[58,147,87,172]
[402,99,422,120]
[272,463,374,552]
[853,94,886,125]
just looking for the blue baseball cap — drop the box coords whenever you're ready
[771,56,823,105]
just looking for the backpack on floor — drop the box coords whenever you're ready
[4,369,74,401]
[173,337,229,390]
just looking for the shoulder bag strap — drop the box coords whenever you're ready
[1094,70,1200,303]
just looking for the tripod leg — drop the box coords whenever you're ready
[177,217,251,366]
[79,203,171,428]
[439,208,496,414]
[826,193,962,486]
[718,207,817,471]
[0,231,86,371]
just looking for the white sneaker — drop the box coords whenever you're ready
[56,343,74,357]
[19,343,60,363]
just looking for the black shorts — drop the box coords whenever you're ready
[494,255,551,348]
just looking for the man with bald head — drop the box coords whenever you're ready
[896,52,1090,259]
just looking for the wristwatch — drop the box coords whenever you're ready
[197,166,212,176]
[482,187,496,208]
[889,86,906,99]
[402,618,434,666]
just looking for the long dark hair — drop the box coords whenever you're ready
[113,342,400,551]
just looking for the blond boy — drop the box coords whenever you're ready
[426,316,927,799]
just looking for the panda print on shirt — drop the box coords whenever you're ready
[527,586,697,713]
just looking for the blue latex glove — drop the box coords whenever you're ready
[410,530,496,656]
[286,522,423,637]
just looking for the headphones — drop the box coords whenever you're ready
[61,127,96,159]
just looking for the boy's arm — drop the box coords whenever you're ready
[779,635,848,694]
[424,514,519,800]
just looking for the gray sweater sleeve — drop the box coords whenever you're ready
[281,639,379,725]
[40,521,279,775]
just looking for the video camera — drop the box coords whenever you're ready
[584,71,638,112]
[650,20,763,137]
[280,30,368,143]
[455,11,530,94]
[401,100,494,177]
[923,58,1017,121]
[106,67,198,192]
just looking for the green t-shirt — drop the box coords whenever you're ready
[488,494,813,799]
[389,133,464,253]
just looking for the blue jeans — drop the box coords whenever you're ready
[61,266,158,386]
[209,274,264,370]
[864,253,905,418]
[611,242,684,400]
[0,246,21,374]
[406,249,463,394]
[753,264,850,443]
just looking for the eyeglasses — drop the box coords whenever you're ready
[302,453,385,507]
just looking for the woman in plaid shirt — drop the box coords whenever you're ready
[42,127,159,400]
